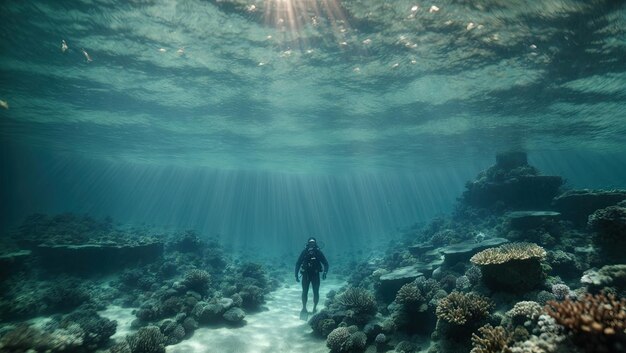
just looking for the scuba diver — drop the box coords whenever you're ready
[295,237,329,320]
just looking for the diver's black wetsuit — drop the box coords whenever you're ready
[295,246,329,311]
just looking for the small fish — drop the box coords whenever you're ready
[61,40,68,53]
[82,48,92,62]
[0,100,8,109]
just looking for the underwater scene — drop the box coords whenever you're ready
[1,0,626,352]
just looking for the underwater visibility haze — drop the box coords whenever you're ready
[1,0,626,353]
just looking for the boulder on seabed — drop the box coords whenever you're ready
[222,307,246,323]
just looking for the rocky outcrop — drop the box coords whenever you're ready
[552,189,626,226]
[35,242,163,273]
[507,211,561,231]
[461,152,563,210]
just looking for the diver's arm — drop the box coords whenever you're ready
[319,250,329,273]
[295,250,305,279]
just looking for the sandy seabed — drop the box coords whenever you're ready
[101,278,343,353]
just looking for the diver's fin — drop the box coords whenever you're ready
[299,308,309,321]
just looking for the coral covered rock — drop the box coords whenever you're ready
[553,189,626,227]
[471,242,547,292]
[222,307,246,323]
[581,265,626,296]
[378,265,424,302]
[588,206,626,262]
[460,152,563,210]
[60,309,117,349]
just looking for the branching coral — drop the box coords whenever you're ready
[470,243,546,265]
[395,282,425,309]
[471,324,512,353]
[436,291,493,326]
[337,287,377,317]
[545,293,626,352]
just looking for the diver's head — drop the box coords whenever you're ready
[307,237,317,248]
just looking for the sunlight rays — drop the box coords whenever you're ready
[260,0,350,49]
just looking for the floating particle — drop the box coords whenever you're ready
[411,5,419,12]
[340,41,348,46]
[61,40,68,53]
[362,38,372,45]
[177,47,185,56]
[81,48,92,62]
[391,63,399,69]
[0,100,8,109]
[445,20,453,25]
[429,5,440,13]
[353,67,360,72]
[466,22,476,31]
[158,48,167,53]
[305,49,313,54]
[530,44,537,49]
[410,59,417,64]
[266,35,272,40]
[258,62,266,66]
[246,4,256,12]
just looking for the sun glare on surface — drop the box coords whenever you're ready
[258,0,349,48]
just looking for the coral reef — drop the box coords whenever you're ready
[126,326,165,353]
[182,269,211,294]
[460,151,563,211]
[0,310,116,352]
[470,324,512,353]
[553,189,626,227]
[436,291,493,326]
[470,242,547,292]
[337,287,377,318]
[581,265,626,297]
[396,282,425,309]
[546,293,626,353]
[326,326,367,353]
[507,301,543,321]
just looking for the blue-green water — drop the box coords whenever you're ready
[1,0,626,255]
